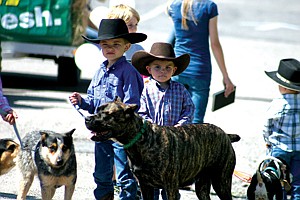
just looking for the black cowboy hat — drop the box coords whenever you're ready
[265,58,300,91]
[82,19,147,44]
[131,42,190,76]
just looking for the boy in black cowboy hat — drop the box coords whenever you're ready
[132,42,195,200]
[262,58,300,199]
[69,18,146,200]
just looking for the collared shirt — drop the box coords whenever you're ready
[263,93,300,151]
[138,77,194,126]
[0,76,11,112]
[80,56,144,114]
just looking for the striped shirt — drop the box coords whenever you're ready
[138,77,194,126]
[263,93,300,151]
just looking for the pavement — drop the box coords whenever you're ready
[1,20,300,200]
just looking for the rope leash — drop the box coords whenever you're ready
[0,108,24,149]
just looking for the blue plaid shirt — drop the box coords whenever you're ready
[138,77,194,126]
[263,93,300,151]
[80,56,144,114]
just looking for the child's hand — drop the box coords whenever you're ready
[69,92,82,106]
[2,110,18,125]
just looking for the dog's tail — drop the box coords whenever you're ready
[227,134,241,143]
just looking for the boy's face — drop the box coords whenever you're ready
[126,17,138,33]
[146,60,177,83]
[99,38,130,63]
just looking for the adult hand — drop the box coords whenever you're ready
[2,110,18,125]
[223,77,235,98]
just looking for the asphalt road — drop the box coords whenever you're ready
[0,0,300,199]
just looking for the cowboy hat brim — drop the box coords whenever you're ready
[82,32,147,44]
[132,51,190,76]
[265,71,300,92]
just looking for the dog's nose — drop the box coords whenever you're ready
[57,159,63,166]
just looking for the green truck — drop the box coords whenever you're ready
[0,0,88,86]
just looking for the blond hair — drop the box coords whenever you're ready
[107,4,140,23]
[168,0,197,30]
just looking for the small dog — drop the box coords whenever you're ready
[85,97,240,200]
[17,129,77,200]
[247,156,291,200]
[0,138,20,175]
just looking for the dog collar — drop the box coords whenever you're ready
[123,120,147,149]
[264,166,280,179]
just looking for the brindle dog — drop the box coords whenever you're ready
[85,97,240,200]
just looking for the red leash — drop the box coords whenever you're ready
[233,170,252,183]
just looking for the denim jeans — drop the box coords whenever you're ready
[172,75,210,124]
[270,147,300,199]
[93,140,137,200]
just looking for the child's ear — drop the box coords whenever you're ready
[172,66,178,75]
[124,43,131,52]
[146,66,152,75]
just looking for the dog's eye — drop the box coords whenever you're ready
[61,145,68,152]
[49,146,56,153]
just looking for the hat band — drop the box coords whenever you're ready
[276,73,300,86]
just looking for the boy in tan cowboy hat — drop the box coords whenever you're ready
[69,18,146,200]
[132,42,195,199]
[262,58,300,199]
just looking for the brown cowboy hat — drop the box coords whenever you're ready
[265,58,300,91]
[131,42,190,76]
[82,19,147,44]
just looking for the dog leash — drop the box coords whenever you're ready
[233,169,252,183]
[0,108,24,149]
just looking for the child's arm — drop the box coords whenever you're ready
[176,89,195,126]
[262,118,273,148]
[137,94,153,123]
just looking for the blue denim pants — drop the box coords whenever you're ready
[93,140,137,200]
[270,147,300,199]
[172,75,211,124]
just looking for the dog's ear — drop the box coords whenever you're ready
[40,131,49,147]
[6,141,19,153]
[65,129,76,137]
[125,104,138,113]
[114,96,122,102]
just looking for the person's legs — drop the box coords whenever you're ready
[93,141,115,199]
[154,188,160,200]
[114,142,138,200]
[172,76,210,124]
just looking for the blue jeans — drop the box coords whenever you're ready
[172,75,210,123]
[94,140,137,200]
[270,147,300,199]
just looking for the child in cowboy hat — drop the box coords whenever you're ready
[69,18,146,200]
[132,42,195,200]
[263,58,300,199]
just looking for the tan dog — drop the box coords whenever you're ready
[17,129,77,200]
[0,138,20,175]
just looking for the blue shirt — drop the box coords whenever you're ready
[80,56,144,114]
[138,77,194,126]
[168,0,218,80]
[263,93,300,151]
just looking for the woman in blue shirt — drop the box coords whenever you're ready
[167,0,235,123]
